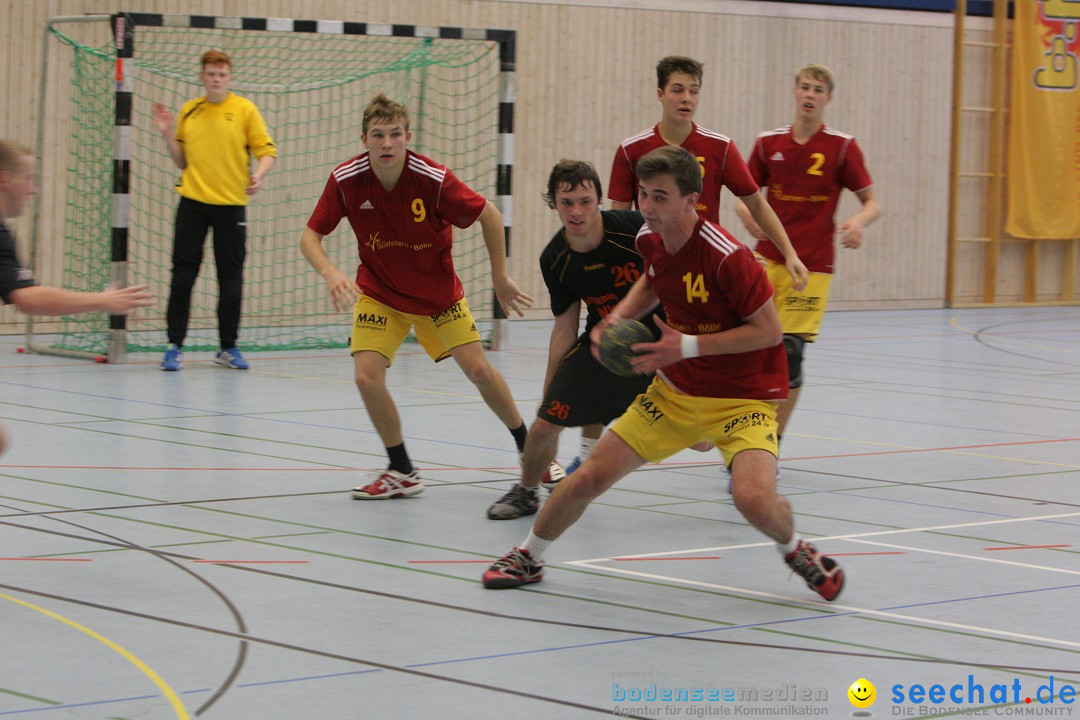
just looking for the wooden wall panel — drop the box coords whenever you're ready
[2,0,969,334]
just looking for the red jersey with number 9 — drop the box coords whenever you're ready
[307,150,488,314]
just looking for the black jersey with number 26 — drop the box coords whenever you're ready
[539,210,660,333]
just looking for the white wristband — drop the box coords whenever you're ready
[680,333,700,359]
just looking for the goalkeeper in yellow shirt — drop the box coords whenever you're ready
[153,49,277,371]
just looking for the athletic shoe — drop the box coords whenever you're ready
[215,347,250,369]
[564,456,582,475]
[540,461,567,490]
[482,547,544,589]
[517,453,567,491]
[784,540,845,601]
[487,483,539,520]
[352,469,424,499]
[161,344,183,371]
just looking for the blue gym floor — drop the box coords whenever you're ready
[0,306,1077,719]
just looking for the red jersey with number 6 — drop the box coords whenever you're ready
[636,220,788,401]
[609,124,759,223]
[747,125,873,274]
[307,150,488,315]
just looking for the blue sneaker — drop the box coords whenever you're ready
[161,344,183,371]
[215,347,249,369]
[564,456,582,475]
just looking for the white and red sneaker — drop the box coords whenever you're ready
[482,547,544,589]
[784,540,845,601]
[540,461,567,490]
[352,469,424,500]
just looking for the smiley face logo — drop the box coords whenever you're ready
[848,678,876,708]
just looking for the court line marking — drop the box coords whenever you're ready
[0,592,190,719]
[985,545,1071,551]
[567,510,1080,562]
[561,561,1080,652]
[844,539,1080,577]
[192,560,308,565]
[565,511,1080,651]
[0,557,91,562]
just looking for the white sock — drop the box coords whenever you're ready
[580,436,598,460]
[521,529,552,560]
[778,535,799,556]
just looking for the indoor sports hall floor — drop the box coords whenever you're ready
[0,306,1077,719]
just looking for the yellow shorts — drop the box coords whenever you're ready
[350,295,482,364]
[609,377,780,467]
[765,259,832,340]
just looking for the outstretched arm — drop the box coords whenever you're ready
[300,227,360,311]
[9,284,153,316]
[476,202,534,317]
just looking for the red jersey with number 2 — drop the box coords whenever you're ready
[747,125,873,273]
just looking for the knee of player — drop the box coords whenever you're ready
[353,368,385,392]
[0,425,7,457]
[783,334,807,389]
[528,416,563,439]
[730,470,775,514]
[461,358,499,387]
[560,463,609,502]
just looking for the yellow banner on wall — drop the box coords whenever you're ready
[1006,0,1080,239]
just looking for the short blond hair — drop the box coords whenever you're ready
[795,63,835,94]
[0,140,32,173]
[362,93,410,134]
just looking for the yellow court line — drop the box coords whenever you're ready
[0,592,190,719]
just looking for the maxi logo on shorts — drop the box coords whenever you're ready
[723,412,770,435]
[632,395,665,425]
[783,296,821,311]
[430,301,467,326]
[355,311,388,329]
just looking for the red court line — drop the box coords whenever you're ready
[613,556,722,561]
[828,551,906,557]
[984,545,1071,551]
[0,557,92,562]
[194,560,309,564]
[409,560,493,564]
[782,437,1080,463]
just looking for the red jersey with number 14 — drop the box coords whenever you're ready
[609,124,759,223]
[747,125,873,273]
[636,220,787,401]
[307,150,488,314]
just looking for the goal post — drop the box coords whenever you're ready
[29,12,516,360]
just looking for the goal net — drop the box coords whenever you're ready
[32,13,514,358]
